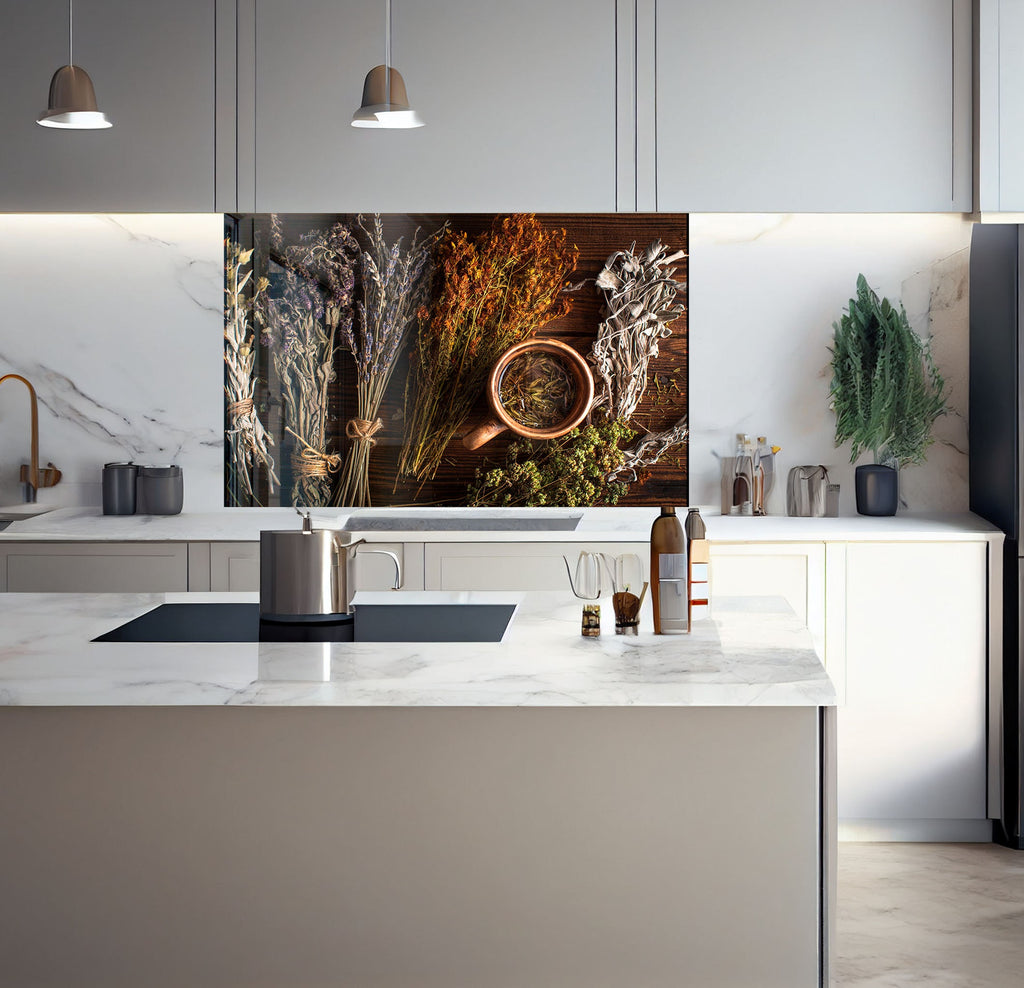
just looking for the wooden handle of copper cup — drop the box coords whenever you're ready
[462,418,508,451]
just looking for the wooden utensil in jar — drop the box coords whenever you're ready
[462,339,595,451]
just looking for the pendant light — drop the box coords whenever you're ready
[351,0,423,129]
[37,0,112,129]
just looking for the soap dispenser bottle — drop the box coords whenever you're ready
[651,505,687,634]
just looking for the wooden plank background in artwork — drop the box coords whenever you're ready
[245,213,688,507]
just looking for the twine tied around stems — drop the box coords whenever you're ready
[227,397,254,419]
[286,427,342,478]
[345,417,384,446]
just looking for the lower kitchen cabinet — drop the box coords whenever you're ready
[208,542,260,592]
[708,543,826,657]
[205,541,425,592]
[0,532,996,842]
[0,543,188,593]
[423,542,649,591]
[836,541,990,841]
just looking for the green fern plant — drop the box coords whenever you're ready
[829,274,946,467]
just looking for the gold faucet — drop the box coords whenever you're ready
[0,374,62,503]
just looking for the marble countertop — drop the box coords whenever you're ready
[0,590,835,708]
[0,505,1003,544]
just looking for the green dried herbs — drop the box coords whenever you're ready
[467,418,635,507]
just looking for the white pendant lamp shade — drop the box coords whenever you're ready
[352,0,423,129]
[351,65,423,128]
[37,1,112,130]
[37,65,111,129]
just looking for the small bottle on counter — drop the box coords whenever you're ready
[651,505,687,634]
[685,507,710,625]
[581,604,601,637]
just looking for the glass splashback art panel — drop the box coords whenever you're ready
[224,213,688,508]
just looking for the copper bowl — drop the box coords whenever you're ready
[462,339,595,451]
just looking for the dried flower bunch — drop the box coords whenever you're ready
[261,216,359,505]
[467,418,635,507]
[590,240,687,422]
[224,238,277,505]
[334,215,442,507]
[399,214,580,482]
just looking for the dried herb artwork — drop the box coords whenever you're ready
[226,213,688,507]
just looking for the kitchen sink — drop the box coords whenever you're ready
[342,511,582,532]
[0,503,57,522]
[94,601,516,644]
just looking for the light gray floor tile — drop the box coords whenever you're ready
[836,843,1024,987]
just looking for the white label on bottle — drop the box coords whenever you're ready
[658,553,687,582]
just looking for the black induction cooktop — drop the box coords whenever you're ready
[93,602,516,644]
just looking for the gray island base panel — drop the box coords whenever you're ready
[0,593,836,988]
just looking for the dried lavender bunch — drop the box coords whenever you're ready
[224,239,277,505]
[605,415,689,484]
[590,240,687,421]
[261,216,359,505]
[334,215,442,507]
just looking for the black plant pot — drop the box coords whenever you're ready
[855,464,898,516]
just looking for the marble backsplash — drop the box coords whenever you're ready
[0,212,973,514]
[0,214,223,510]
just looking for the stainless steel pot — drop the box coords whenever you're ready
[259,510,401,619]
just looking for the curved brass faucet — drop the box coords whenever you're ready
[0,374,61,503]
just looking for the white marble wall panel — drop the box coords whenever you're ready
[688,214,974,515]
[0,215,223,510]
[0,212,973,515]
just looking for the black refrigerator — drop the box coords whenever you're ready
[970,222,1024,848]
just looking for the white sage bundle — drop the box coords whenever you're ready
[605,416,689,484]
[589,240,687,422]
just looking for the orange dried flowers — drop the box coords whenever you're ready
[399,214,579,482]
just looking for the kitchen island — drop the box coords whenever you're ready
[0,591,835,988]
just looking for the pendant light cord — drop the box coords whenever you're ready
[384,0,392,107]
[69,0,74,66]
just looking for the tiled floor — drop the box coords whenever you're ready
[836,843,1024,987]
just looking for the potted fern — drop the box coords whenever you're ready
[829,274,946,515]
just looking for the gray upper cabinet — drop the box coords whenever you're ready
[0,0,215,212]
[977,0,1024,212]
[247,0,617,213]
[655,0,972,212]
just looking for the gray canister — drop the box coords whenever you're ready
[102,462,137,515]
[136,465,184,515]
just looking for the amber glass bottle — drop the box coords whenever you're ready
[651,505,687,634]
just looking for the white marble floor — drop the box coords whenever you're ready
[836,843,1024,987]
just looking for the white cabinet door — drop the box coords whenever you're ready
[0,0,216,211]
[838,541,989,840]
[425,542,648,591]
[250,0,616,212]
[656,0,971,211]
[708,543,825,657]
[2,543,188,593]
[209,542,261,592]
